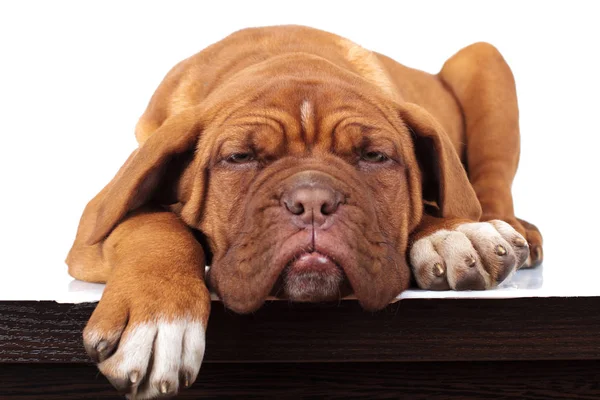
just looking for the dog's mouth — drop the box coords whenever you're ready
[277,251,350,302]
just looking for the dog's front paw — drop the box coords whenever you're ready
[410,220,529,290]
[83,284,209,399]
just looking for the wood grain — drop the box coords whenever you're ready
[2,361,599,399]
[1,297,600,363]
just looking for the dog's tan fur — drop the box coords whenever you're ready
[66,25,542,397]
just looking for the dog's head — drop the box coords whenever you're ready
[87,55,480,313]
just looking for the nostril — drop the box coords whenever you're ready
[285,199,304,215]
[320,201,336,216]
[321,192,343,215]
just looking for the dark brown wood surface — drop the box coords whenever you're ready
[2,361,599,399]
[1,297,600,363]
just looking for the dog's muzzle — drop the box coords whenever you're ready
[278,171,348,301]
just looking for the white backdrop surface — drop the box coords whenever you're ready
[0,1,598,301]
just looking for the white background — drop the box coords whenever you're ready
[1,1,598,300]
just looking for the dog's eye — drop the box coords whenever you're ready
[361,151,388,163]
[226,153,255,164]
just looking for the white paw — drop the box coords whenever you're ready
[84,318,205,399]
[410,220,529,290]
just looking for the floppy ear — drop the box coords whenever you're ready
[399,102,482,221]
[86,108,202,245]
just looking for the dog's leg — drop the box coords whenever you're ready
[68,209,209,399]
[438,42,543,268]
[409,214,530,290]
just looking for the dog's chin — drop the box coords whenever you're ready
[282,252,345,302]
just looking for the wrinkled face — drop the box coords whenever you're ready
[195,83,420,313]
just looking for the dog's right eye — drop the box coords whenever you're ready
[226,153,255,164]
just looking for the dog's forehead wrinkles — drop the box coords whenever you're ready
[300,100,316,146]
[215,88,404,163]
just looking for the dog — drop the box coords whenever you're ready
[66,25,543,399]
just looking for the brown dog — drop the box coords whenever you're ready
[66,25,542,398]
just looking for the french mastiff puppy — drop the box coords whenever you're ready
[67,25,543,398]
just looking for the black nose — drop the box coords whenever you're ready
[283,185,343,226]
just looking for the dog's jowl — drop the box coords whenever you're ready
[66,25,543,399]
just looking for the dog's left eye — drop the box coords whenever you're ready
[360,151,388,163]
[226,153,255,164]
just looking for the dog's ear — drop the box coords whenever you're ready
[86,108,202,245]
[399,102,482,221]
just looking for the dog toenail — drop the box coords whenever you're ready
[514,237,527,247]
[495,245,507,255]
[467,256,476,267]
[129,371,139,384]
[181,370,192,388]
[96,341,108,353]
[160,381,169,394]
[434,262,445,277]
